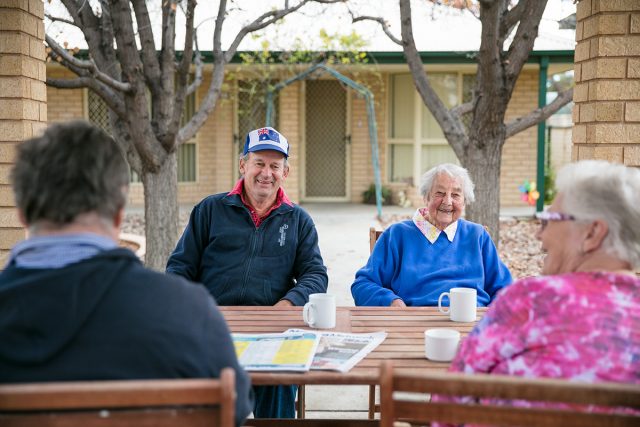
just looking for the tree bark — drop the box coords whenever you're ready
[463,134,504,244]
[142,152,179,271]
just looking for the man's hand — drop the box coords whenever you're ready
[390,298,406,307]
[274,299,293,307]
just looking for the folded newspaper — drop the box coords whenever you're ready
[232,331,320,371]
[232,330,386,373]
[286,329,387,373]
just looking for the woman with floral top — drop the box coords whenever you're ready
[449,159,640,387]
[351,163,512,307]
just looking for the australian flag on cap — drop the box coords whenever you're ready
[243,127,289,158]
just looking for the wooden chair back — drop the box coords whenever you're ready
[379,361,640,427]
[369,227,383,254]
[0,368,236,427]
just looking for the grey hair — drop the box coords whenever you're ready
[241,152,289,168]
[556,160,640,269]
[419,163,475,203]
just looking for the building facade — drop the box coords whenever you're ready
[46,52,573,209]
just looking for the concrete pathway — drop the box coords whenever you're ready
[297,203,415,418]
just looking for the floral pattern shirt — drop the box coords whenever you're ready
[449,271,640,383]
[431,272,640,426]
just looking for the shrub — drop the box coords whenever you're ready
[362,183,393,205]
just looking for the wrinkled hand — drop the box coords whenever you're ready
[274,299,294,307]
[390,298,406,307]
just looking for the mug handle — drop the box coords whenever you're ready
[438,292,450,314]
[303,302,315,327]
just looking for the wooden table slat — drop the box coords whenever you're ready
[220,306,482,386]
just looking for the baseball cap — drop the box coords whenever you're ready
[243,127,289,158]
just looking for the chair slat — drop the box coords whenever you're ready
[395,401,640,427]
[380,361,640,427]
[392,372,640,408]
[0,369,236,427]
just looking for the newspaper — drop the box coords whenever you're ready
[232,331,320,371]
[287,329,387,373]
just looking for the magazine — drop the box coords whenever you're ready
[286,329,387,373]
[232,331,320,372]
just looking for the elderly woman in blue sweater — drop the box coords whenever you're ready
[351,163,512,307]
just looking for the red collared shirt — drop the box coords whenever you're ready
[228,178,293,228]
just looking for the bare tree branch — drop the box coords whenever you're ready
[47,76,127,119]
[399,0,467,156]
[110,0,165,168]
[505,87,573,138]
[44,13,77,27]
[46,76,95,89]
[131,0,160,89]
[186,34,203,96]
[450,101,474,117]
[178,0,228,145]
[352,15,402,45]
[45,34,131,92]
[499,0,525,44]
[505,0,548,80]
[170,0,197,138]
[223,0,345,63]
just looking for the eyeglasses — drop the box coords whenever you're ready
[535,211,576,229]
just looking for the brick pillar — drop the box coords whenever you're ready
[573,0,640,164]
[0,0,48,264]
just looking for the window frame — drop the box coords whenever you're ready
[387,71,474,185]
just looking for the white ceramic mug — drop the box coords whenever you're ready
[424,328,461,362]
[437,287,477,322]
[303,293,336,329]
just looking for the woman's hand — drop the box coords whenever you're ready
[390,298,406,307]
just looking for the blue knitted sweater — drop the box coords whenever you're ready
[351,219,512,307]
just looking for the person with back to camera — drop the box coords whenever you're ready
[351,163,512,307]
[447,160,640,386]
[166,126,328,419]
[0,121,252,427]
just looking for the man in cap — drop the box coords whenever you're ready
[0,121,253,427]
[167,126,328,418]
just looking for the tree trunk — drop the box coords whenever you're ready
[142,152,179,271]
[463,137,504,246]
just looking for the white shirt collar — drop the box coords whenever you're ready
[412,208,458,244]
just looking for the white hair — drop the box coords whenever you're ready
[556,160,640,269]
[419,163,475,203]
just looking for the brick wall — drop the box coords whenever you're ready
[46,66,84,122]
[573,0,640,165]
[0,0,48,264]
[501,71,538,207]
[279,82,301,203]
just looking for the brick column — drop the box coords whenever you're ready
[0,0,48,264]
[573,0,640,164]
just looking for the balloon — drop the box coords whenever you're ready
[519,180,540,206]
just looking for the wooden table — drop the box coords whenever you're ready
[221,306,485,426]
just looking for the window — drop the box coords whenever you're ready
[388,73,472,183]
[87,89,197,183]
[177,143,196,182]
